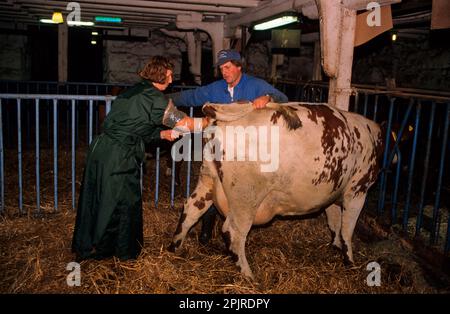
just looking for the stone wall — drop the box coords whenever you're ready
[103,30,186,84]
[0,34,30,81]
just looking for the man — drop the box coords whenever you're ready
[171,49,288,245]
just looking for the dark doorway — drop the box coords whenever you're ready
[29,25,58,81]
[68,28,103,82]
[29,25,103,82]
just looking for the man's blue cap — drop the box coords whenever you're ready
[215,49,241,67]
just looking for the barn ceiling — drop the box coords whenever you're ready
[0,0,435,34]
[0,0,272,30]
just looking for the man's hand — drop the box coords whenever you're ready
[160,129,180,141]
[252,95,271,109]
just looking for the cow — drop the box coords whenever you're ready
[168,102,385,279]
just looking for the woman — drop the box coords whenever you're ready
[72,56,206,261]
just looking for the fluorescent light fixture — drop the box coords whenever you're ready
[95,16,122,23]
[91,40,97,45]
[92,31,99,36]
[68,21,95,26]
[254,15,298,31]
[391,33,397,41]
[40,19,57,24]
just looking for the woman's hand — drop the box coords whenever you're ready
[160,129,180,141]
[174,117,210,132]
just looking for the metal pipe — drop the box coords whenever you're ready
[373,95,379,122]
[26,103,30,149]
[415,102,436,236]
[377,98,395,214]
[89,100,93,144]
[17,99,23,214]
[4,100,9,149]
[86,104,89,145]
[185,107,194,198]
[171,148,176,209]
[47,101,50,147]
[35,99,40,215]
[106,100,112,114]
[403,101,421,232]
[155,146,160,208]
[363,93,368,117]
[53,99,58,211]
[391,147,402,224]
[0,99,4,213]
[71,100,76,210]
[387,99,414,166]
[430,103,450,245]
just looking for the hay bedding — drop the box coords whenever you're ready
[0,148,445,294]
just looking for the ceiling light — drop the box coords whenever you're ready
[254,15,298,31]
[52,12,64,24]
[68,21,95,26]
[40,19,57,24]
[95,16,122,23]
[91,40,97,45]
[92,31,99,36]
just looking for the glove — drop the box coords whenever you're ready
[162,99,187,128]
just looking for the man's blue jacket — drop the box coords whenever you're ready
[171,73,288,107]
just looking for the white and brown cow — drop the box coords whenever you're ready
[168,102,385,279]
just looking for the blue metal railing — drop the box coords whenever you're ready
[0,92,196,217]
[0,94,115,215]
[0,80,449,256]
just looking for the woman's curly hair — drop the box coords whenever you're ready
[139,56,174,83]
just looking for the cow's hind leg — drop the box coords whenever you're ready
[168,176,213,252]
[341,193,366,264]
[222,215,254,279]
[325,204,342,249]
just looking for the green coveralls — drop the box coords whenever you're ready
[72,81,167,260]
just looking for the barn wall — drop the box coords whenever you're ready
[0,34,30,81]
[103,30,186,84]
[352,36,450,91]
[245,41,315,81]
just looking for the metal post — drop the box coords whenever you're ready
[17,99,23,214]
[170,148,176,209]
[0,99,4,213]
[35,99,40,215]
[377,98,395,214]
[106,100,111,114]
[391,148,402,224]
[415,102,436,236]
[89,99,93,144]
[53,99,58,211]
[373,95,379,122]
[185,107,194,198]
[155,146,160,208]
[71,100,76,210]
[354,92,359,114]
[430,103,449,245]
[363,93,368,117]
[403,102,421,232]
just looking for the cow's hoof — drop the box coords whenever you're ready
[168,240,181,252]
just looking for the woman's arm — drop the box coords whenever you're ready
[160,116,209,141]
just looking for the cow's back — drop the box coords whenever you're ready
[211,103,384,218]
